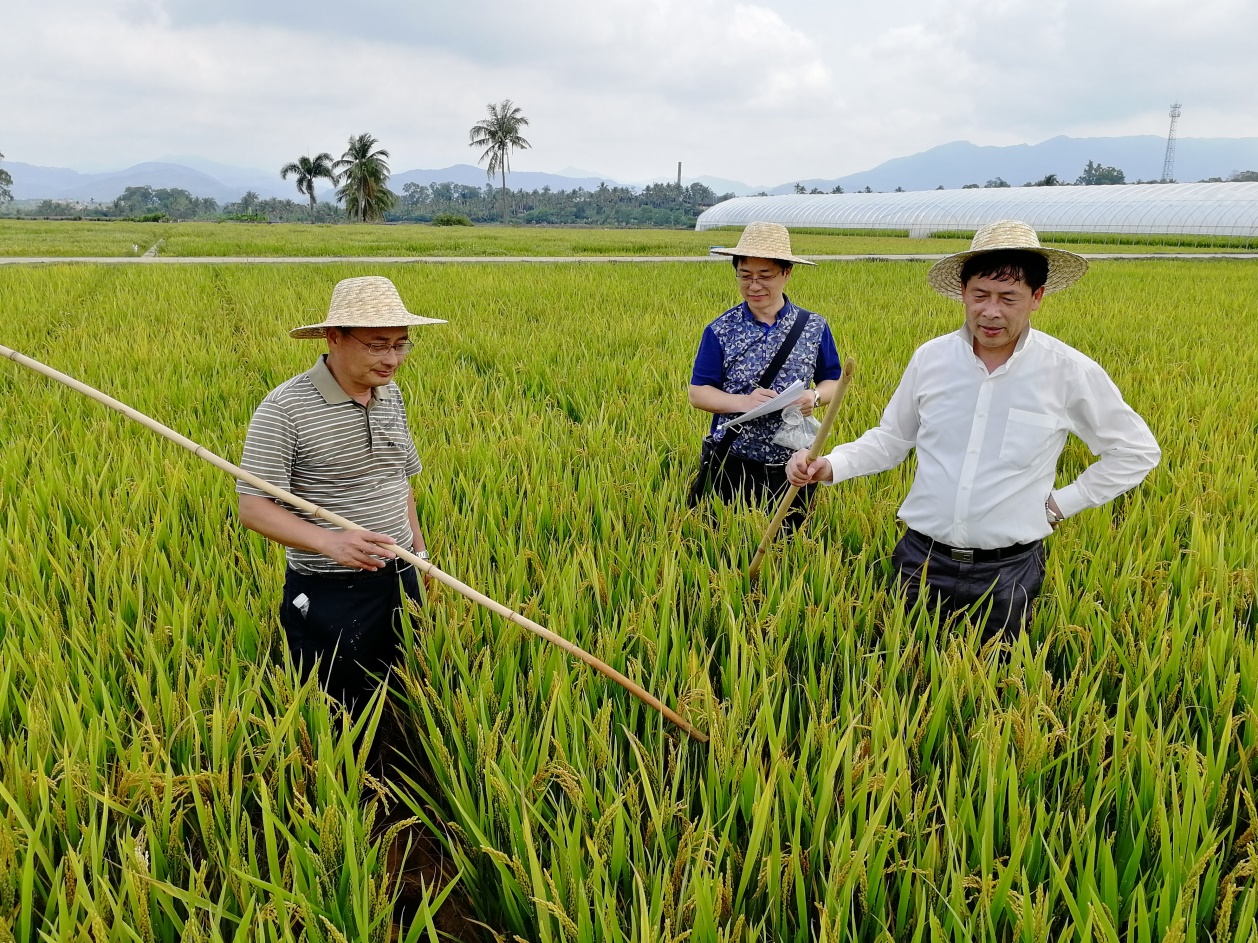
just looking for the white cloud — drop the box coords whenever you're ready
[2,0,1255,185]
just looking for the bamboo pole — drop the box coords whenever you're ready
[1,343,708,743]
[748,357,856,582]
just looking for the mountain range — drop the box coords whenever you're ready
[774,135,1258,194]
[1,160,612,205]
[5,135,1257,205]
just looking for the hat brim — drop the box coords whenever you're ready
[709,247,816,267]
[289,313,447,339]
[927,246,1087,300]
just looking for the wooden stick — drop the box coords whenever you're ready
[748,357,856,582]
[1,343,708,743]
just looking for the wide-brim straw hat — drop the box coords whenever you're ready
[289,276,447,338]
[710,221,816,266]
[926,220,1087,299]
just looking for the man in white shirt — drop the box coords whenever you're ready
[786,220,1160,640]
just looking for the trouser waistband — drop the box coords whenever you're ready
[288,557,414,581]
[908,528,1040,564]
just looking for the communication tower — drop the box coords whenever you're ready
[1161,102,1181,183]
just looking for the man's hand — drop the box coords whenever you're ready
[786,450,834,486]
[239,495,405,571]
[1047,495,1064,531]
[414,547,434,590]
[744,387,778,411]
[318,529,399,571]
[793,390,816,417]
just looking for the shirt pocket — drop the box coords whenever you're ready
[999,408,1059,469]
[378,414,414,448]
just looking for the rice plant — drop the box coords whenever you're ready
[1,259,1255,941]
[2,219,1249,260]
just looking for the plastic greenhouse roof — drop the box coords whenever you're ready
[694,182,1258,237]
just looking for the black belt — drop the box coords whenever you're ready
[909,529,1040,564]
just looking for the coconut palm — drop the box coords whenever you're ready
[468,100,531,222]
[279,152,336,221]
[333,134,397,222]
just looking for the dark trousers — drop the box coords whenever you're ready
[891,528,1046,643]
[689,441,817,533]
[279,560,423,715]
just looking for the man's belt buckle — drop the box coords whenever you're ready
[950,548,975,564]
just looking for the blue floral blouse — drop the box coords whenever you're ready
[690,296,843,464]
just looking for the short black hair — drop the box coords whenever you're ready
[959,249,1048,291]
[732,256,792,274]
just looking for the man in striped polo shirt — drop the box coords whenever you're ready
[238,276,445,712]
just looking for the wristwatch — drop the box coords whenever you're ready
[415,549,430,562]
[1045,500,1064,526]
[813,389,822,410]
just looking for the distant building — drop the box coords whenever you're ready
[695,182,1258,239]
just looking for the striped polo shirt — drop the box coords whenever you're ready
[237,354,422,575]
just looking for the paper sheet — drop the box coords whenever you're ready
[718,379,807,431]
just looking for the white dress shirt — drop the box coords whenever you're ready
[821,326,1160,549]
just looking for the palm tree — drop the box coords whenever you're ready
[333,134,397,222]
[468,100,531,222]
[280,152,336,221]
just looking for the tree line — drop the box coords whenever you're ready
[10,178,728,227]
[10,186,311,222]
[396,180,725,226]
[975,163,1256,189]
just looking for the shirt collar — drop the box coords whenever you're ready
[740,295,796,328]
[306,354,393,405]
[957,323,1036,368]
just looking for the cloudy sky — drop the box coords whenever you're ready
[3,0,1256,184]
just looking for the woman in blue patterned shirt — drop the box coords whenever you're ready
[688,222,844,531]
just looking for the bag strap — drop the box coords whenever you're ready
[755,310,811,388]
[713,310,813,459]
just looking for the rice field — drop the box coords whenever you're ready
[0,219,1251,259]
[2,258,1257,941]
[0,221,965,259]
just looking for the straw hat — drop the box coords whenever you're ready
[710,221,815,267]
[289,276,446,339]
[926,220,1087,299]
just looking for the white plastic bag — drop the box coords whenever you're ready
[772,405,821,451]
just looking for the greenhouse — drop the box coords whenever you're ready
[694,182,1258,238]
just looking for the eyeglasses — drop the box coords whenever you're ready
[735,270,784,285]
[343,332,414,356]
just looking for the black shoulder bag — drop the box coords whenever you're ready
[686,311,811,507]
